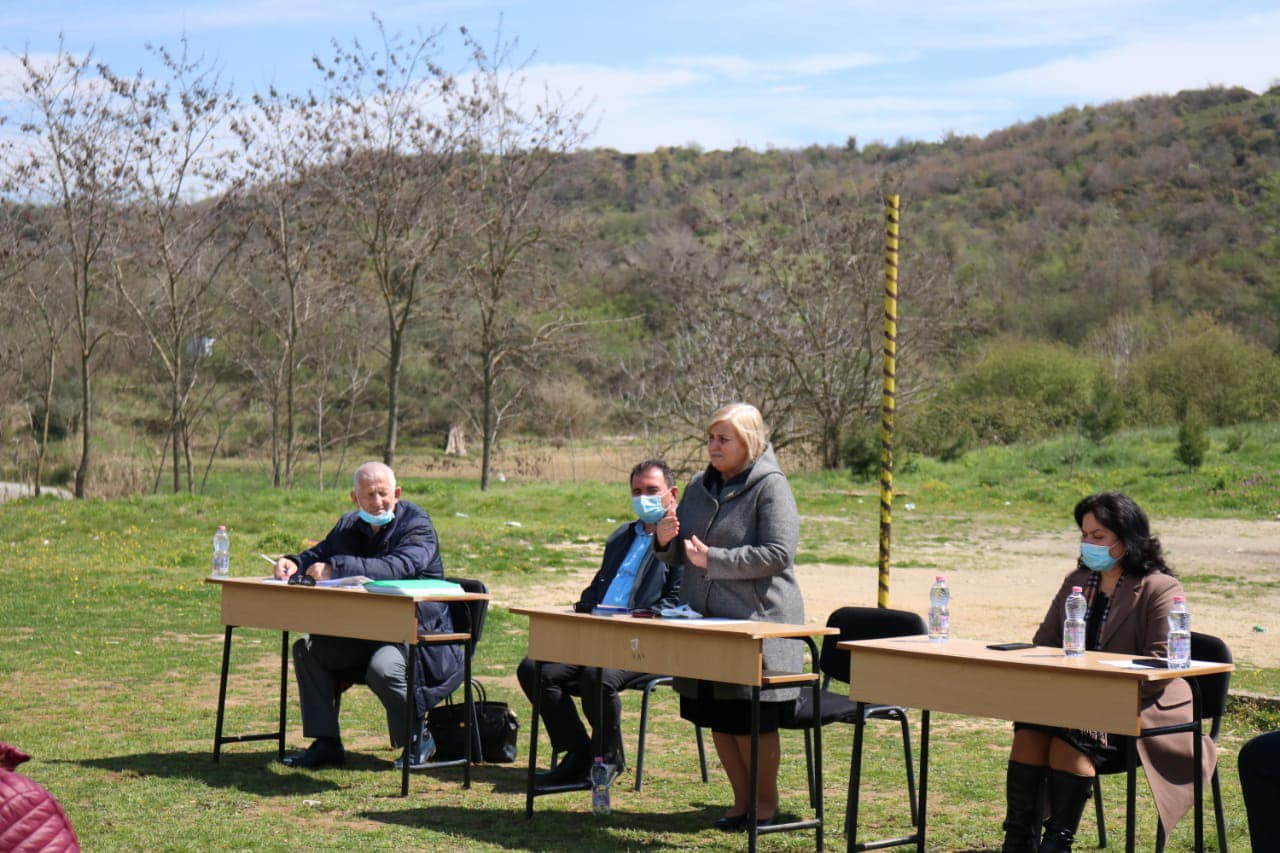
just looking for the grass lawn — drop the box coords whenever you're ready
[1,425,1275,849]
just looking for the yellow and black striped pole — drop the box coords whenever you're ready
[878,195,900,608]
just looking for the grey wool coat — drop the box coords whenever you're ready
[1033,568,1216,836]
[656,444,805,702]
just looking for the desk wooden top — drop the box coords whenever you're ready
[512,606,834,685]
[512,605,836,639]
[208,576,488,644]
[841,636,1233,682]
[206,576,490,601]
[840,636,1233,734]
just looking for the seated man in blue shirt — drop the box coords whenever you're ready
[273,461,463,770]
[516,459,683,785]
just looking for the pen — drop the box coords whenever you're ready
[259,553,277,565]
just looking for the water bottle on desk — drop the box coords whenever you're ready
[928,575,950,642]
[590,756,612,815]
[1063,586,1086,658]
[211,525,230,578]
[1167,595,1191,670]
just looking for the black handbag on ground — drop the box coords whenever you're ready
[426,679,519,763]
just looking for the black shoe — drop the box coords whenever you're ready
[714,814,748,831]
[282,739,345,769]
[534,751,592,785]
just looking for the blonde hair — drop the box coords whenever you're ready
[707,403,767,463]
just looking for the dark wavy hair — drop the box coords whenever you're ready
[1073,492,1173,577]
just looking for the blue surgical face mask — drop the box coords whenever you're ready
[358,508,396,527]
[1080,542,1119,572]
[632,494,667,525]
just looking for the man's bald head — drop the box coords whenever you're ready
[353,461,396,491]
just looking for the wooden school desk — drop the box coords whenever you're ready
[513,605,836,852]
[207,576,489,795]
[842,636,1233,853]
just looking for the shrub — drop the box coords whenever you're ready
[842,423,882,482]
[1175,406,1210,469]
[1080,373,1123,444]
[935,337,1098,445]
[1131,316,1280,426]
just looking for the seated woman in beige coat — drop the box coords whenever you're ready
[1001,492,1215,852]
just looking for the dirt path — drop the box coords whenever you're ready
[498,517,1280,669]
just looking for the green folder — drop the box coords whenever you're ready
[363,578,465,596]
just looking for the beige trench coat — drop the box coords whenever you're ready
[1033,568,1216,835]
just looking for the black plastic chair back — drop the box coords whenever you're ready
[444,576,489,656]
[820,606,928,685]
[1189,631,1232,738]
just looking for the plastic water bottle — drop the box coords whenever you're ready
[928,576,950,642]
[590,756,612,815]
[211,525,230,578]
[1167,595,1191,670]
[1063,586,1087,658]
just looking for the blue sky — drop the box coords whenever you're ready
[2,0,1278,152]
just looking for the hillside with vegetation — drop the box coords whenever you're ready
[3,31,1278,496]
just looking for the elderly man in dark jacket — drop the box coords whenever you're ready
[273,461,463,770]
[516,459,682,784]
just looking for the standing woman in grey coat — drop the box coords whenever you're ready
[654,402,804,831]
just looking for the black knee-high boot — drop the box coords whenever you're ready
[1039,769,1094,853]
[1001,760,1046,853]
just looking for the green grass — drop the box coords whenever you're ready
[1,425,1276,850]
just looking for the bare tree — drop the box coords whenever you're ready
[626,172,967,469]
[230,84,338,488]
[308,310,379,490]
[16,258,73,494]
[444,28,590,490]
[311,18,460,469]
[718,177,887,467]
[2,43,133,497]
[0,204,66,494]
[617,226,801,465]
[111,38,246,493]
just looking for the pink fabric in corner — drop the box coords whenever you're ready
[0,742,32,771]
[0,742,80,852]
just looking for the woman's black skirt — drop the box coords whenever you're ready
[680,680,796,735]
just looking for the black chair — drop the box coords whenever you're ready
[624,673,709,791]
[1091,631,1231,851]
[335,576,489,786]
[549,672,710,791]
[781,606,925,831]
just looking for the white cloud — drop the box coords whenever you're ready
[968,10,1280,99]
[658,51,885,79]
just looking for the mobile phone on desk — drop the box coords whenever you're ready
[1131,657,1168,668]
[987,642,1035,651]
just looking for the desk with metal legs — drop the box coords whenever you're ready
[207,577,488,796]
[841,636,1233,853]
[513,606,835,852]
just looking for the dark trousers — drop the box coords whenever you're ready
[1239,730,1280,852]
[516,656,641,766]
[293,635,413,747]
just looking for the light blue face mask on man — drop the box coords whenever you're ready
[1079,542,1119,572]
[632,495,667,524]
[358,508,396,527]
